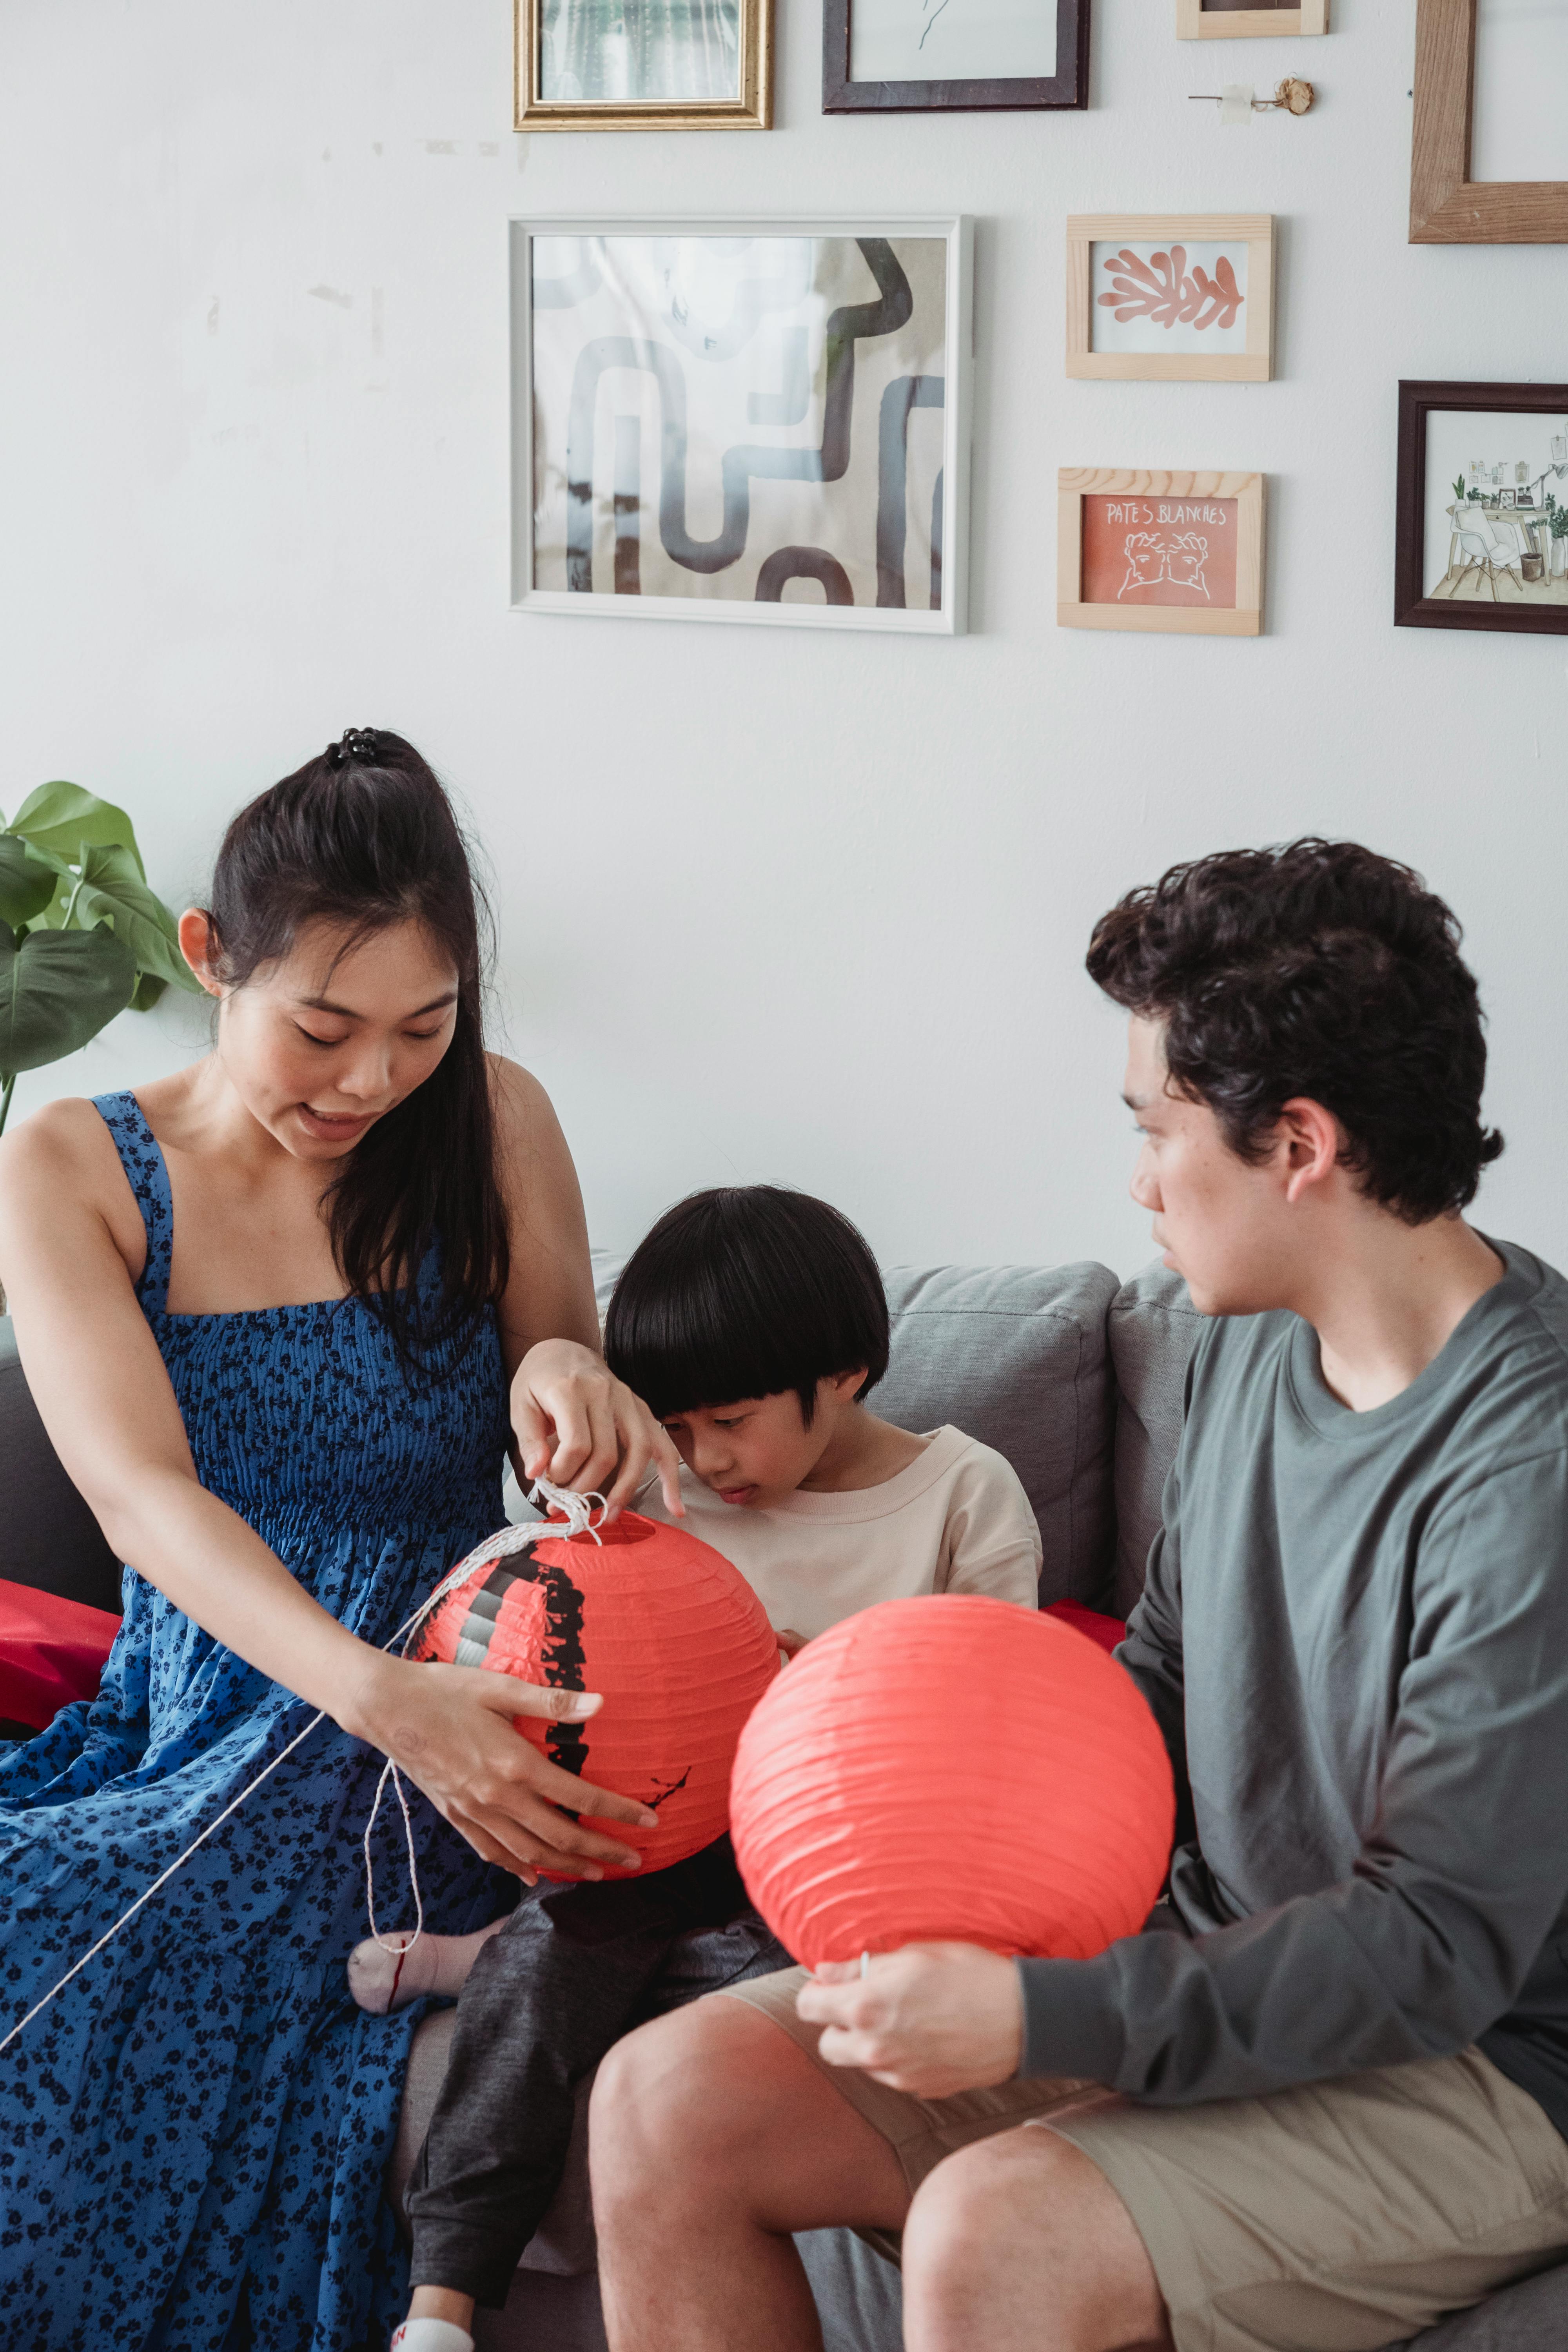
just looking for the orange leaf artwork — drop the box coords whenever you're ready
[1098,247,1244,334]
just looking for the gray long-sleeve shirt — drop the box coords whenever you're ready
[1018,1239,1568,2136]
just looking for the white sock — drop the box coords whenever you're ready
[347,1918,505,2015]
[389,2323,474,2352]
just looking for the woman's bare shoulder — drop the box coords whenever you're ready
[0,1094,147,1289]
[487,1054,570,1163]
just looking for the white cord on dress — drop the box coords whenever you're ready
[0,1477,609,2054]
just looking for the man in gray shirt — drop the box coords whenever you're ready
[590,840,1568,2352]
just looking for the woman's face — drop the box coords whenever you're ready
[179,911,460,1163]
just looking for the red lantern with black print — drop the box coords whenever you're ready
[729,1594,1174,1965]
[415,1511,780,1877]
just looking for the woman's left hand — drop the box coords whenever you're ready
[511,1338,683,1521]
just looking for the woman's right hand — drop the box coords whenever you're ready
[347,1654,659,1885]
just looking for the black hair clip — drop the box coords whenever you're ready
[328,727,381,768]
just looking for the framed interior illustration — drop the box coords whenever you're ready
[1067,216,1273,381]
[1176,0,1327,36]
[823,0,1087,114]
[1058,469,1265,635]
[515,0,772,129]
[513,219,972,632]
[1395,379,1568,635]
[1411,0,1568,243]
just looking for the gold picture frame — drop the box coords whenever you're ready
[1410,0,1568,244]
[1058,469,1265,636]
[1176,0,1327,36]
[1067,215,1274,383]
[515,0,773,130]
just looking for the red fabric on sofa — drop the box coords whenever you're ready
[0,1578,119,1731]
[1044,1599,1125,1656]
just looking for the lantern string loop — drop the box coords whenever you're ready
[1,1481,610,2051]
[362,1477,608,1956]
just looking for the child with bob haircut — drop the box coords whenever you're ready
[379,1185,1040,2352]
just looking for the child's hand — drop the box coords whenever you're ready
[775,1628,809,1662]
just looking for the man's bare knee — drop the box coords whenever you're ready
[904,2127,1171,2352]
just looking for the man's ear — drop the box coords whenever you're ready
[178,909,225,999]
[1277,1097,1343,1205]
[828,1366,870,1404]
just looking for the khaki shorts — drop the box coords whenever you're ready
[721,1967,1568,2352]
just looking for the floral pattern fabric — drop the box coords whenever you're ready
[0,1093,512,2351]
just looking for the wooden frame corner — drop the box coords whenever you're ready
[1065,215,1274,382]
[1410,0,1568,243]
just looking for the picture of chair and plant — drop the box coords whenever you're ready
[1397,383,1568,638]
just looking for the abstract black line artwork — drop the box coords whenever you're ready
[518,225,967,630]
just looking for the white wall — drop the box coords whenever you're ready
[4,0,1565,1279]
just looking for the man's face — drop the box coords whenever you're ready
[1123,1015,1296,1317]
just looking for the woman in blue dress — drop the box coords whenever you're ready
[0,730,679,2351]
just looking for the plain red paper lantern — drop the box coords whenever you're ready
[729,1595,1174,1964]
[416,1511,780,1877]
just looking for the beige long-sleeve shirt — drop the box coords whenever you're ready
[638,1424,1041,1639]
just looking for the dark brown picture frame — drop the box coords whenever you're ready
[1411,0,1568,244]
[1396,380,1568,637]
[823,0,1087,113]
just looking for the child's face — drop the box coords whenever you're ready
[660,1374,862,1508]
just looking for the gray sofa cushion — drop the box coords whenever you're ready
[0,1315,122,1612]
[1107,1260,1203,1620]
[592,1253,1122,1611]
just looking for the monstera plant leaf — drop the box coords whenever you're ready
[0,835,59,929]
[0,920,136,1081]
[71,842,199,996]
[5,780,146,878]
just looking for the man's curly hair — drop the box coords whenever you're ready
[1085,839,1503,1225]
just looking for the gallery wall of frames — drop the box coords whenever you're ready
[12,0,1568,1275]
[510,0,1568,640]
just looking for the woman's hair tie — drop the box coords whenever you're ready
[328,727,382,768]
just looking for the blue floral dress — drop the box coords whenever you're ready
[0,1093,512,2351]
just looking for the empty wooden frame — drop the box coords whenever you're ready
[1176,0,1327,37]
[1067,216,1273,382]
[1058,469,1265,636]
[1411,0,1568,243]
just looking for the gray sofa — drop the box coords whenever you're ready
[4,1257,1566,2348]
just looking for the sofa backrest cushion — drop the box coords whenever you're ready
[1107,1261,1204,1620]
[593,1255,1122,1611]
[0,1317,123,1612]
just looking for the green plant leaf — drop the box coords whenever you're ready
[70,841,200,994]
[0,919,136,1078]
[0,836,61,928]
[5,781,146,880]
[130,969,168,1012]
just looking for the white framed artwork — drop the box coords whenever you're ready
[512,218,973,632]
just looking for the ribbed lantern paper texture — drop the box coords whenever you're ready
[730,1596,1175,1965]
[416,1512,780,1878]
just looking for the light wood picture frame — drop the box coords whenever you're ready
[1176,0,1327,37]
[514,218,973,632]
[1410,0,1568,243]
[1067,216,1273,383]
[1058,469,1265,635]
[515,0,772,129]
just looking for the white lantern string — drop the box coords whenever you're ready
[0,1477,606,2059]
[362,1478,604,1963]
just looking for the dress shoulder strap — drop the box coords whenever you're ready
[92,1091,173,1314]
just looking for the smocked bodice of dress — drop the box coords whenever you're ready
[97,1089,510,1562]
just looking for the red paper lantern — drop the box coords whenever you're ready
[729,1595,1174,1965]
[416,1511,779,1877]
